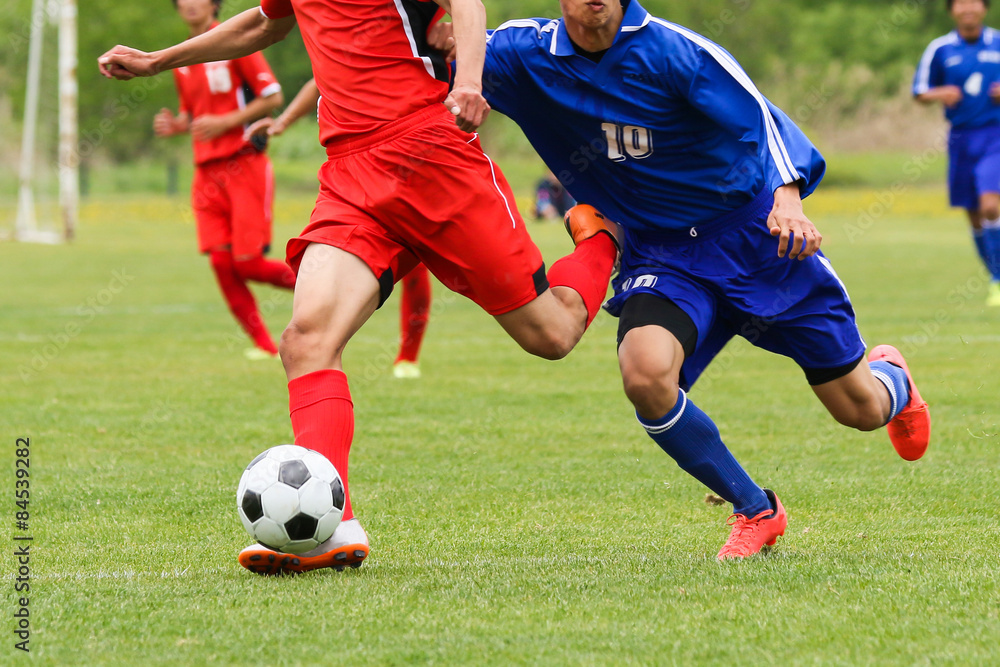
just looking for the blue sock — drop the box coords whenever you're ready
[981,223,1000,280]
[869,360,911,422]
[637,390,770,517]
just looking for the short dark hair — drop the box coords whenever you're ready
[172,0,224,18]
[947,0,990,10]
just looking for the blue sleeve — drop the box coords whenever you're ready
[913,41,945,95]
[684,43,826,197]
[483,27,523,117]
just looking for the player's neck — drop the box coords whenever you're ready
[186,17,215,39]
[957,24,984,42]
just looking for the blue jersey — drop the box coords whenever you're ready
[482,0,825,232]
[913,28,1000,130]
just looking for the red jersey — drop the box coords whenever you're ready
[173,24,282,165]
[259,0,449,148]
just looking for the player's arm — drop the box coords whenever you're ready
[684,48,824,260]
[191,90,284,142]
[247,78,320,139]
[912,41,960,107]
[432,0,490,132]
[153,109,190,137]
[98,8,295,80]
[915,86,963,108]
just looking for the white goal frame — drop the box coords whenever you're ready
[12,0,77,244]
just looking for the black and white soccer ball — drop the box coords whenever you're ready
[237,444,345,555]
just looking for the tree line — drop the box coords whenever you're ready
[0,0,959,163]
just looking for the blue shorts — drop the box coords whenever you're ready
[603,190,867,390]
[948,124,1000,210]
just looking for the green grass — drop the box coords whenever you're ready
[0,185,998,665]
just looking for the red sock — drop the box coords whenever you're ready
[288,369,355,521]
[234,255,296,290]
[395,263,431,364]
[209,251,277,354]
[546,234,616,326]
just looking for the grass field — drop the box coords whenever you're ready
[1,185,998,665]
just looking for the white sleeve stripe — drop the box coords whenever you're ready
[649,18,796,183]
[259,82,282,98]
[491,19,543,34]
[764,111,797,184]
[915,34,956,94]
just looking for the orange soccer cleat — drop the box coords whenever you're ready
[868,344,931,461]
[564,204,624,251]
[239,518,369,576]
[716,489,787,561]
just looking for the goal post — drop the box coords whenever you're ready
[12,0,77,244]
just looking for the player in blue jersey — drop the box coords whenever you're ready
[914,0,1000,306]
[478,0,932,559]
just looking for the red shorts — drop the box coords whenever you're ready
[286,105,547,315]
[192,149,274,257]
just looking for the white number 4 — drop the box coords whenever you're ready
[602,122,653,162]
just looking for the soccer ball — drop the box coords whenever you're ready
[236,444,345,555]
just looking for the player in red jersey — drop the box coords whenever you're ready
[156,0,294,359]
[247,78,432,379]
[99,0,621,575]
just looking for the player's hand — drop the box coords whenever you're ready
[990,82,1000,103]
[445,83,490,133]
[191,114,233,142]
[153,109,175,137]
[428,21,457,63]
[98,45,159,80]
[244,116,289,141]
[938,85,963,108]
[768,183,822,260]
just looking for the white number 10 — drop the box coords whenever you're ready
[602,122,654,162]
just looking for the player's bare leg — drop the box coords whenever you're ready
[280,243,380,379]
[240,243,379,575]
[811,349,930,460]
[617,322,785,560]
[494,288,590,360]
[495,205,622,360]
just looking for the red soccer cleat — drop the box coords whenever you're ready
[239,518,369,576]
[716,489,787,561]
[868,344,931,461]
[564,204,624,251]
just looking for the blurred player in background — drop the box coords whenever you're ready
[914,0,1000,306]
[99,0,620,575]
[246,79,432,379]
[534,169,576,221]
[155,0,292,359]
[480,0,932,559]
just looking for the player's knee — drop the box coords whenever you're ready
[983,204,1000,221]
[525,331,576,360]
[233,258,257,281]
[208,250,234,274]
[621,365,680,417]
